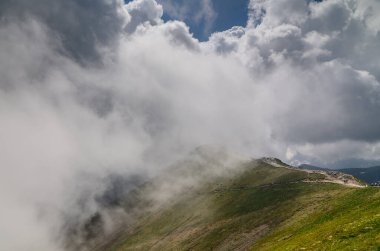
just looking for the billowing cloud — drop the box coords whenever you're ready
[209,0,380,159]
[0,0,380,250]
[0,0,128,64]
[125,0,163,33]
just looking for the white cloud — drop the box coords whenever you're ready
[125,0,163,33]
[355,0,380,34]
[1,0,380,250]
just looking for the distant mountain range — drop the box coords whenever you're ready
[338,166,380,184]
[299,164,380,184]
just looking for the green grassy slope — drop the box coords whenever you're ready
[252,187,380,251]
[106,160,380,251]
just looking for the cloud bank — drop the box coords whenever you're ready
[1,0,380,250]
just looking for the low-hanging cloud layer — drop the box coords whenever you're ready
[1,0,380,250]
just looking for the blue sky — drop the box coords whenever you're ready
[202,0,249,39]
[163,0,249,41]
[126,0,249,41]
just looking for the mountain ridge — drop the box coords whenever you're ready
[90,154,379,251]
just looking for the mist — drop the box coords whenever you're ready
[1,0,380,250]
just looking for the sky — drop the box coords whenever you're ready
[125,0,249,40]
[159,0,249,40]
[1,0,380,250]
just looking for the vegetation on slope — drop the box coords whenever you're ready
[252,187,380,251]
[105,160,380,251]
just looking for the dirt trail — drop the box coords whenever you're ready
[301,169,367,188]
[262,158,367,188]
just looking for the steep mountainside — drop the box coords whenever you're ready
[99,156,380,251]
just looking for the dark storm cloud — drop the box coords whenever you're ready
[239,0,380,146]
[0,0,127,64]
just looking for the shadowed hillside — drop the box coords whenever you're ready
[96,155,380,251]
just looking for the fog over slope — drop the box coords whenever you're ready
[0,0,380,250]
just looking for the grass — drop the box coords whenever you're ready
[106,161,380,251]
[252,187,380,251]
